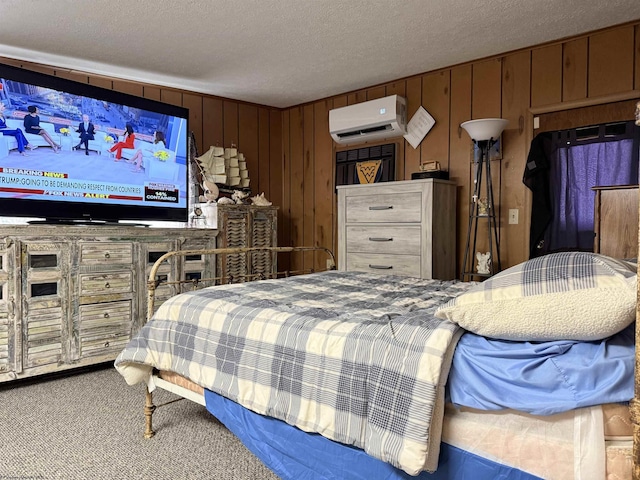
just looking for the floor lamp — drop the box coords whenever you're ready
[460,118,508,281]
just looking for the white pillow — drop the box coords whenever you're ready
[435,252,637,341]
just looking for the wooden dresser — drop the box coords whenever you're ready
[0,225,216,383]
[337,179,457,280]
[593,185,639,259]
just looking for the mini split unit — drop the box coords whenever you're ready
[329,94,407,145]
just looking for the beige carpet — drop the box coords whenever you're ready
[0,365,279,480]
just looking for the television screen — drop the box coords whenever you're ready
[0,63,189,224]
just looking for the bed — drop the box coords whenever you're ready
[114,245,638,479]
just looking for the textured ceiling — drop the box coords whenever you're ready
[1,0,639,108]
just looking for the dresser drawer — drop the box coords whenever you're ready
[346,253,421,277]
[78,300,132,331]
[79,271,133,296]
[346,226,421,255]
[80,242,133,265]
[345,192,422,223]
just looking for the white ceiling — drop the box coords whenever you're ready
[1,0,639,109]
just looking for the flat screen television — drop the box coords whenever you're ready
[0,63,189,224]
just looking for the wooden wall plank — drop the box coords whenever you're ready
[202,97,223,150]
[472,58,502,118]
[238,103,259,192]
[289,107,304,270]
[562,38,588,102]
[280,109,291,269]
[160,89,182,107]
[143,86,161,101]
[501,50,531,267]
[331,95,347,264]
[54,70,88,84]
[303,104,315,268]
[588,26,635,97]
[421,71,450,169]
[88,77,112,90]
[449,65,472,278]
[531,44,562,107]
[183,93,203,154]
[112,81,143,97]
[403,77,422,179]
[268,109,282,210]
[222,101,238,148]
[258,108,271,198]
[366,86,386,100]
[313,99,334,270]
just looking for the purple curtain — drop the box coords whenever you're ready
[546,138,637,252]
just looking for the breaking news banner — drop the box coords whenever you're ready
[0,167,179,204]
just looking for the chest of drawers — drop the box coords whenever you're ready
[337,179,456,280]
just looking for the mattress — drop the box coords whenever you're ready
[156,370,632,479]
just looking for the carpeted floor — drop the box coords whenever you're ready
[0,364,279,480]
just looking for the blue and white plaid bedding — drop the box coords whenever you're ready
[115,270,473,475]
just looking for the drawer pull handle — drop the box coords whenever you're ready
[368,205,393,211]
[104,282,110,289]
[368,237,393,242]
[104,252,111,259]
[369,264,393,270]
[104,341,110,348]
[104,312,110,318]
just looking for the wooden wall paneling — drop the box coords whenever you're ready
[202,97,224,151]
[531,44,562,108]
[0,58,24,68]
[112,81,143,97]
[289,107,304,270]
[501,50,531,267]
[449,65,473,278]
[588,26,635,97]
[268,108,282,245]
[331,95,347,265]
[421,71,450,169]
[183,93,204,154]
[366,86,386,100]
[313,100,334,271]
[633,25,640,90]
[238,103,259,193]
[403,76,422,179]
[302,104,315,269]
[143,86,161,101]
[470,58,503,258]
[280,109,291,270]
[222,101,239,148]
[562,37,588,102]
[88,77,113,90]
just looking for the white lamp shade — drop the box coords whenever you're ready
[460,118,508,141]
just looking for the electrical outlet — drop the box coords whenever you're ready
[326,258,335,270]
[508,209,519,225]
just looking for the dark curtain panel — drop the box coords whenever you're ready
[524,121,639,257]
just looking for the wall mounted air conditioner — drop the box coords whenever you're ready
[329,94,407,145]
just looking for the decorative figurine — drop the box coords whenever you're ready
[476,252,491,275]
[250,192,272,206]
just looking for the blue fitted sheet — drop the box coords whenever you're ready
[447,323,635,415]
[204,388,542,480]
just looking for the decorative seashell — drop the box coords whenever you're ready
[217,197,235,205]
[250,192,272,206]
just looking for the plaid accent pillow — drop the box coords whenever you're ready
[435,252,637,341]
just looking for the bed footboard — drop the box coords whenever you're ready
[141,245,336,438]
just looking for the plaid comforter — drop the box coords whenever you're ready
[115,270,473,475]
